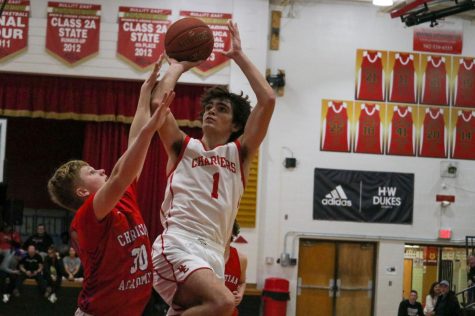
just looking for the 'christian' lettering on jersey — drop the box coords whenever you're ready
[224,274,239,286]
[117,223,148,247]
[191,155,237,173]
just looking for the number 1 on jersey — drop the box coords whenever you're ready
[211,172,220,199]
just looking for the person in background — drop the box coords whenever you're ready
[224,221,247,316]
[23,224,53,258]
[424,281,441,316]
[0,224,21,253]
[15,244,46,297]
[43,245,62,303]
[0,248,22,303]
[62,246,82,281]
[467,255,475,304]
[57,231,70,258]
[434,280,461,316]
[398,290,424,316]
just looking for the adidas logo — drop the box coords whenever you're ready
[322,185,353,207]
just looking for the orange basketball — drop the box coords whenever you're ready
[165,17,214,62]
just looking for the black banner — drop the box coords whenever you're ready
[313,168,414,224]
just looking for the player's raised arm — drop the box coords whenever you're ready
[129,56,163,147]
[224,21,276,167]
[93,91,174,220]
[128,56,163,180]
[150,59,201,169]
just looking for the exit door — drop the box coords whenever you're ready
[296,240,376,316]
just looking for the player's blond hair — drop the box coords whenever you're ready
[47,160,88,211]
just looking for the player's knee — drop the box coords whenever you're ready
[216,291,235,315]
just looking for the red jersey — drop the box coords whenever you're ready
[71,181,152,316]
[454,58,475,108]
[421,56,448,106]
[452,110,475,159]
[389,53,416,103]
[388,106,414,156]
[357,51,385,101]
[419,108,447,158]
[0,231,21,250]
[321,101,350,152]
[225,246,241,316]
[355,104,382,154]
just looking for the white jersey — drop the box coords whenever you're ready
[161,136,244,248]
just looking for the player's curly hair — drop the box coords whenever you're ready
[200,86,251,142]
[47,160,88,211]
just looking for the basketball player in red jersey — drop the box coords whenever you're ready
[150,20,275,315]
[47,59,174,316]
[224,221,247,316]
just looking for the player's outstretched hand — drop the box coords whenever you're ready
[166,55,203,73]
[223,20,242,59]
[147,90,175,132]
[141,54,164,94]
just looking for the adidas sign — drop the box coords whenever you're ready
[322,185,353,207]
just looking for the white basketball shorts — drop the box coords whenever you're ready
[151,230,225,308]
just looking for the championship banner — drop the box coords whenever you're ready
[353,102,386,155]
[0,0,30,62]
[420,54,451,106]
[452,56,475,108]
[423,247,438,266]
[320,99,354,153]
[180,11,232,77]
[313,168,414,224]
[387,51,419,104]
[355,49,388,102]
[385,105,416,157]
[46,2,101,66]
[449,107,475,160]
[417,106,449,158]
[413,20,463,55]
[117,7,171,71]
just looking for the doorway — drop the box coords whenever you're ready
[296,239,376,316]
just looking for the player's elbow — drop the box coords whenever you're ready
[265,88,276,107]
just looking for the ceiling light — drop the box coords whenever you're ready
[373,0,394,6]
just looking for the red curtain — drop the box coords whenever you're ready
[0,72,206,241]
[0,72,206,125]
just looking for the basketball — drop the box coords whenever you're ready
[165,17,214,62]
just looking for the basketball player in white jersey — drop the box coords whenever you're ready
[150,20,275,315]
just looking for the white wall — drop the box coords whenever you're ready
[259,1,475,315]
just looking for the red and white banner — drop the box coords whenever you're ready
[46,2,101,66]
[423,247,438,265]
[117,7,171,71]
[0,0,30,62]
[180,11,232,77]
[413,20,463,55]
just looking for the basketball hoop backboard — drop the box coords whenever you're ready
[385,0,475,27]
